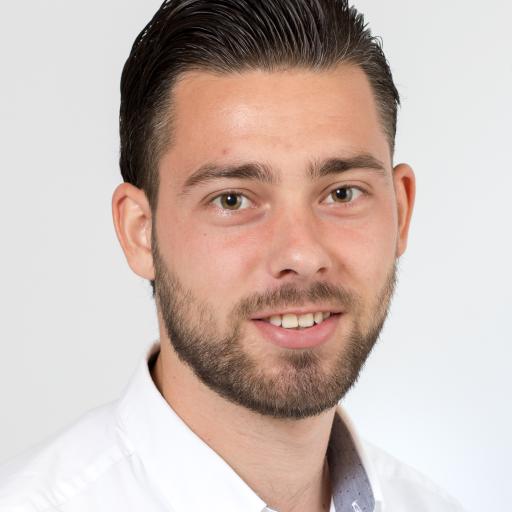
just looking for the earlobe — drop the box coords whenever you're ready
[393,163,416,257]
[112,183,155,280]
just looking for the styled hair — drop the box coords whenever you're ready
[119,0,400,212]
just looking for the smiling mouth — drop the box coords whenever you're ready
[254,311,341,329]
[250,312,343,350]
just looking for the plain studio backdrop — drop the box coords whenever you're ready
[0,1,510,510]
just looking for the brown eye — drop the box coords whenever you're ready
[211,192,251,210]
[326,186,362,204]
[220,193,241,209]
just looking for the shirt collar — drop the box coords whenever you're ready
[116,341,384,512]
[330,408,384,512]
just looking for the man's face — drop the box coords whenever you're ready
[152,65,410,419]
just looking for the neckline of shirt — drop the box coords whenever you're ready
[115,341,383,512]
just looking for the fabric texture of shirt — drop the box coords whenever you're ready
[0,342,465,512]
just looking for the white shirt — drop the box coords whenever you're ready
[0,342,465,512]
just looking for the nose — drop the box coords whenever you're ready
[266,207,333,281]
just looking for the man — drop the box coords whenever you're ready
[0,1,465,511]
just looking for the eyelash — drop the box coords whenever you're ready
[209,186,365,212]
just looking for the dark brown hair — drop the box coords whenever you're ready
[119,0,400,213]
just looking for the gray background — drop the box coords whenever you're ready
[1,1,511,510]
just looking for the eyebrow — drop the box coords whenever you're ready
[180,153,386,195]
[309,154,386,180]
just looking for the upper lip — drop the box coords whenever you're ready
[250,307,343,320]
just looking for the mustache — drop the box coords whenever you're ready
[233,281,361,319]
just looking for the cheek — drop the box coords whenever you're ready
[168,222,262,299]
[333,200,398,289]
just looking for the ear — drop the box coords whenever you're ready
[392,163,416,257]
[112,183,155,280]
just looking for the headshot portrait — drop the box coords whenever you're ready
[0,1,510,511]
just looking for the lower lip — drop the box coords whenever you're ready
[251,314,341,349]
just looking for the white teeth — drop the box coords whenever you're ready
[262,312,334,329]
[281,314,299,328]
[298,313,314,328]
[269,315,281,326]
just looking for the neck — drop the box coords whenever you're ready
[152,340,335,512]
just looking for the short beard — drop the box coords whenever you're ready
[152,236,397,420]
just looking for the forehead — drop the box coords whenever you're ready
[162,64,391,180]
